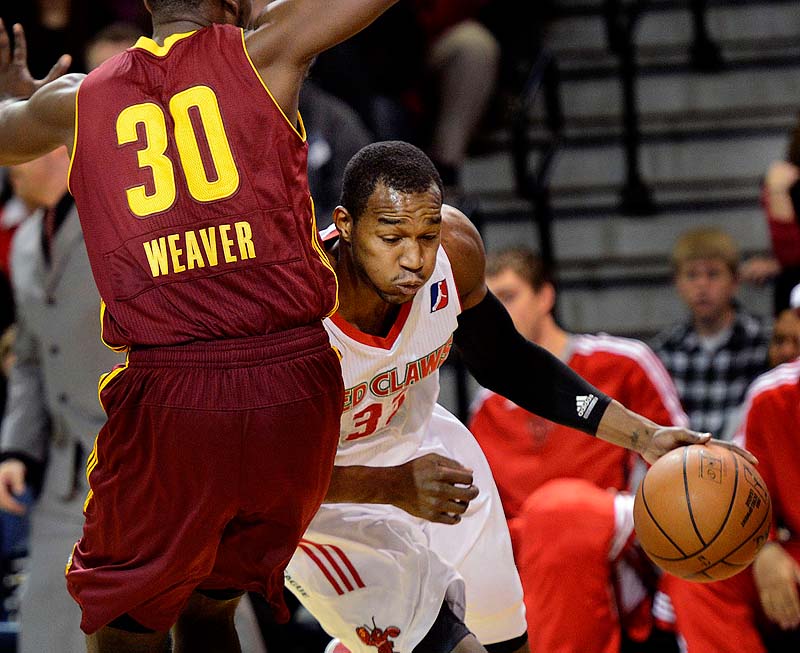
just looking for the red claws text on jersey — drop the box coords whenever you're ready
[342,336,453,412]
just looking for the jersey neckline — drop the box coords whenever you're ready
[132,30,198,57]
[329,301,413,351]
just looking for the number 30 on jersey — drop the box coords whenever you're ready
[116,85,240,217]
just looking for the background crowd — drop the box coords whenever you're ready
[0,1,798,652]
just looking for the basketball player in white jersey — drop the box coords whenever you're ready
[284,141,753,653]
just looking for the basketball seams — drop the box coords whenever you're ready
[640,451,772,582]
[694,449,740,554]
[639,470,689,558]
[647,450,742,562]
[686,495,772,579]
[683,446,707,546]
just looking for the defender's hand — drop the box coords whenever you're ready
[753,542,800,630]
[391,453,478,525]
[0,459,29,515]
[0,20,71,100]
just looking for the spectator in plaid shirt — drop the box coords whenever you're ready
[652,227,769,439]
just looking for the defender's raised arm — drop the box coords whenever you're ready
[0,21,77,165]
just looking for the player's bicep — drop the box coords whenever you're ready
[441,204,487,310]
[0,76,78,165]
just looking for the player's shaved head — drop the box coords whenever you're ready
[340,141,443,221]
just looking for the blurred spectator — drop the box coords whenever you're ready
[0,147,124,653]
[741,116,800,314]
[415,0,500,190]
[469,247,687,653]
[311,0,499,191]
[652,227,769,439]
[300,81,373,225]
[0,2,116,75]
[664,350,800,652]
[84,22,142,72]
[767,305,800,369]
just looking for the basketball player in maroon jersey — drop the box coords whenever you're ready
[0,2,399,652]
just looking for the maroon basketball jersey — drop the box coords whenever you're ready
[69,25,337,348]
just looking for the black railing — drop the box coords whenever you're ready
[453,47,564,423]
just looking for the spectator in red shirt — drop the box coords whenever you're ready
[469,247,688,653]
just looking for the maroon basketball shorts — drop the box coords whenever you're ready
[65,323,343,634]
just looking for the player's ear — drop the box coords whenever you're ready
[333,206,354,244]
[540,282,556,314]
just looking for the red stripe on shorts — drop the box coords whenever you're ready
[327,543,366,589]
[298,542,344,595]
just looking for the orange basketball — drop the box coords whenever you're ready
[633,443,772,582]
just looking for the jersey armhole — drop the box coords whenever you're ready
[240,29,306,143]
[66,80,82,195]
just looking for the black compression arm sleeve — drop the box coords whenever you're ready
[454,291,611,435]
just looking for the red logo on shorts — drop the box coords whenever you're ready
[356,619,401,653]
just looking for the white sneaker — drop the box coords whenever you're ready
[324,639,351,653]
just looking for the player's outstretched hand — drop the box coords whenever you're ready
[0,459,29,515]
[752,542,800,631]
[0,20,71,100]
[392,453,478,525]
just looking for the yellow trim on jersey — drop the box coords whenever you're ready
[65,542,78,576]
[66,80,82,196]
[82,432,100,514]
[132,30,198,57]
[99,300,130,354]
[309,196,339,317]
[240,29,306,142]
[97,355,130,411]
[331,345,342,361]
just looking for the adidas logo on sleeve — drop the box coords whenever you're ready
[576,394,598,419]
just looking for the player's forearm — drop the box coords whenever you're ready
[325,464,399,505]
[454,291,611,435]
[594,400,657,455]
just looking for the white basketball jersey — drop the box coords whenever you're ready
[324,245,461,466]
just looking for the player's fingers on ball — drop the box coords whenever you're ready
[710,439,758,465]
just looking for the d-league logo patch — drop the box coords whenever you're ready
[430,279,449,313]
[576,394,598,419]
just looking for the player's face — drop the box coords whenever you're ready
[345,183,443,305]
[487,269,552,343]
[675,258,737,324]
[768,309,800,367]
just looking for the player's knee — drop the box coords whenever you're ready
[178,589,243,624]
[413,600,472,653]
